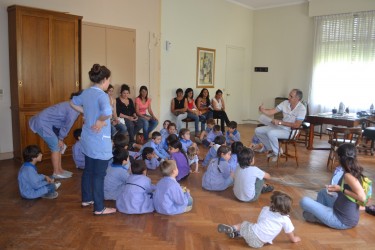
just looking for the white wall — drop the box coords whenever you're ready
[0,0,160,157]
[249,3,314,120]
[160,0,254,127]
[309,0,375,17]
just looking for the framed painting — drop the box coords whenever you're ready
[196,47,215,88]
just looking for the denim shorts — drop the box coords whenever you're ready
[36,128,60,152]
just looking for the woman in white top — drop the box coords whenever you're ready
[212,89,230,133]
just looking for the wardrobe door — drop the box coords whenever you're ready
[17,10,51,109]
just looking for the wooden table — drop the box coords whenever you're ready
[305,114,364,149]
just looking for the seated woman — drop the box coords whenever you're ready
[184,88,204,136]
[195,88,213,132]
[212,89,230,133]
[106,84,127,137]
[116,84,143,148]
[171,88,188,132]
[135,85,159,142]
[300,143,367,229]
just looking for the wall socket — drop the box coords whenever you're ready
[254,67,268,72]
[0,89,3,95]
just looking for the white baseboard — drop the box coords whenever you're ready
[0,152,14,160]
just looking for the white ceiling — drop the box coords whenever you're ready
[227,0,308,10]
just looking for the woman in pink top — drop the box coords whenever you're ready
[135,86,159,141]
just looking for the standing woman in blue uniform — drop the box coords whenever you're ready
[70,64,116,215]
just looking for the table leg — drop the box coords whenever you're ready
[308,124,315,149]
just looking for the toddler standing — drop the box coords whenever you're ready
[153,160,193,215]
[218,191,301,248]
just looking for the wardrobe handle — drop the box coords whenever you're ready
[18,81,23,87]
[75,81,79,87]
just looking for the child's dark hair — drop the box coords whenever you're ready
[73,128,82,140]
[23,145,41,162]
[151,131,161,140]
[131,160,147,175]
[179,128,190,139]
[270,191,293,215]
[160,160,177,177]
[238,147,254,168]
[187,146,197,159]
[217,145,231,158]
[166,134,178,147]
[231,141,244,155]
[113,133,129,148]
[213,125,221,132]
[206,118,216,126]
[163,120,171,126]
[168,123,177,130]
[142,147,154,160]
[228,121,237,129]
[169,140,189,165]
[213,135,226,145]
[112,147,129,165]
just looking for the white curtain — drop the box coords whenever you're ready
[310,11,375,115]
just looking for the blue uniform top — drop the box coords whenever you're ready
[202,157,232,191]
[153,176,190,215]
[29,101,80,140]
[207,130,222,143]
[180,138,193,153]
[104,163,130,200]
[72,141,85,169]
[71,87,112,160]
[18,162,49,199]
[225,129,241,145]
[140,140,169,160]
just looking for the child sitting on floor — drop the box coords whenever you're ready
[72,128,85,169]
[217,191,301,248]
[228,141,244,172]
[225,121,241,145]
[18,145,60,199]
[104,147,130,200]
[142,147,160,170]
[160,119,171,139]
[140,131,170,161]
[187,146,199,173]
[195,118,215,144]
[202,124,222,147]
[116,160,155,214]
[153,160,193,215]
[179,128,198,153]
[168,140,190,181]
[202,135,226,167]
[202,145,234,191]
[233,148,274,203]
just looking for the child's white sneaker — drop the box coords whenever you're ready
[54,182,61,190]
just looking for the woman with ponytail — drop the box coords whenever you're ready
[300,143,366,229]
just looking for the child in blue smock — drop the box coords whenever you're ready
[140,131,169,160]
[104,147,130,200]
[225,121,241,145]
[116,160,155,214]
[153,160,193,215]
[228,141,244,172]
[202,135,226,167]
[142,147,160,170]
[18,145,59,199]
[202,145,234,191]
[72,128,85,169]
[179,128,197,153]
[202,124,222,147]
[160,119,171,140]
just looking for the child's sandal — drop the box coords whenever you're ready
[217,224,235,234]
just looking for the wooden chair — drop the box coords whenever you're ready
[326,126,362,171]
[359,118,375,156]
[296,102,323,147]
[182,117,195,129]
[268,127,303,168]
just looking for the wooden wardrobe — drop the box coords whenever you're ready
[7,5,82,161]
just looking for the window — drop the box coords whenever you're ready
[310,11,375,113]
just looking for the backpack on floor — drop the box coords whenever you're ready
[341,175,372,206]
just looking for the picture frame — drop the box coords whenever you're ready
[196,47,215,88]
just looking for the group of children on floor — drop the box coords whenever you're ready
[18,118,322,248]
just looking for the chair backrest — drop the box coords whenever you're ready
[329,126,362,147]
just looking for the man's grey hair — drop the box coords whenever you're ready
[292,89,303,100]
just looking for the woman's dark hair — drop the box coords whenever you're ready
[270,191,293,215]
[112,147,129,165]
[120,84,130,94]
[238,147,254,168]
[337,143,363,179]
[88,64,111,84]
[138,85,148,101]
[142,147,154,160]
[213,135,226,145]
[195,88,210,107]
[215,89,223,95]
[176,88,184,95]
[131,160,147,175]
[216,145,231,158]
[184,88,194,99]
[231,141,244,155]
[23,145,41,162]
[73,128,82,140]
[107,84,114,92]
